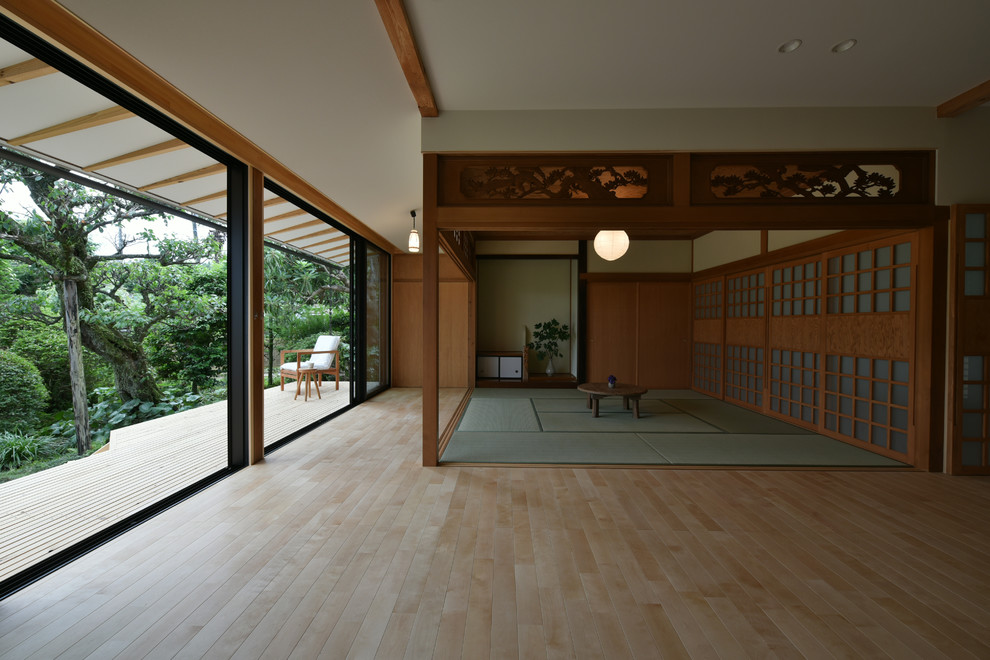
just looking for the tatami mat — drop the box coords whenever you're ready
[533,398,679,414]
[442,432,670,464]
[538,411,720,433]
[666,398,816,434]
[457,398,542,432]
[639,433,907,466]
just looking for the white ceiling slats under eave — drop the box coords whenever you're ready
[0,39,349,267]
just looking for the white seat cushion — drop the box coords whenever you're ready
[310,335,340,369]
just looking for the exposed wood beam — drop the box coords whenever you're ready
[937,78,990,118]
[284,227,339,243]
[6,105,133,145]
[182,190,226,206]
[302,235,349,250]
[84,138,188,171]
[138,163,225,191]
[263,197,285,207]
[0,0,399,252]
[374,0,438,117]
[262,208,309,224]
[263,218,326,236]
[0,57,56,85]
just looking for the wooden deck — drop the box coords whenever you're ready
[1,388,989,658]
[0,383,351,584]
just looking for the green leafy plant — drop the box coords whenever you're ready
[0,349,49,431]
[0,432,62,471]
[527,318,571,361]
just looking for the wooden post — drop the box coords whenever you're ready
[423,154,439,466]
[62,278,90,453]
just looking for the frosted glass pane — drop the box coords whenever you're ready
[876,269,891,289]
[783,301,791,316]
[874,360,889,380]
[858,272,872,291]
[964,271,985,296]
[894,243,911,264]
[965,213,987,239]
[963,356,984,381]
[855,421,869,441]
[874,382,888,401]
[856,379,870,398]
[825,393,837,410]
[893,267,910,288]
[963,413,983,438]
[842,275,855,292]
[891,407,908,430]
[890,431,908,454]
[961,441,984,466]
[856,400,870,419]
[875,292,891,312]
[839,417,852,435]
[770,398,779,412]
[827,277,839,294]
[826,374,838,391]
[827,297,839,313]
[876,246,891,267]
[963,384,983,409]
[859,251,872,269]
[872,426,887,447]
[828,257,840,274]
[892,384,909,406]
[841,356,855,374]
[826,355,838,372]
[804,353,815,369]
[773,302,781,315]
[840,396,852,414]
[793,282,803,297]
[872,404,888,424]
[892,361,909,382]
[893,290,910,311]
[803,407,814,422]
[965,242,986,267]
[857,358,871,377]
[843,254,856,272]
[805,263,815,279]
[825,413,836,430]
[842,295,855,313]
[783,268,792,282]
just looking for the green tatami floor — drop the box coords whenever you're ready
[441,389,909,467]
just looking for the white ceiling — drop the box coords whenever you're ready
[11,1,990,250]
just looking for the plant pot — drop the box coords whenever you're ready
[608,382,615,389]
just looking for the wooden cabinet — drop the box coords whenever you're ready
[477,351,527,381]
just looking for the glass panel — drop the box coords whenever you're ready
[365,243,388,396]
[805,263,815,279]
[965,242,986,268]
[783,301,791,316]
[783,268,792,282]
[825,393,837,410]
[875,269,891,289]
[874,360,889,380]
[963,384,983,409]
[773,269,782,283]
[842,253,855,272]
[890,431,908,454]
[842,274,855,293]
[770,398,779,412]
[875,292,891,312]
[872,426,888,447]
[825,413,836,430]
[893,290,910,311]
[873,382,889,402]
[856,358,871,377]
[961,441,984,466]
[839,417,852,435]
[855,400,870,420]
[876,246,892,267]
[827,297,839,314]
[842,295,855,313]
[892,361,909,382]
[858,250,872,270]
[892,384,909,406]
[858,294,871,313]
[826,374,838,391]
[828,257,840,274]
[856,379,870,398]
[827,277,839,294]
[894,242,911,264]
[963,356,984,381]
[893,267,910,288]
[855,421,869,441]
[840,356,855,374]
[826,355,838,372]
[858,272,872,291]
[965,213,987,239]
[872,404,888,424]
[964,271,985,296]
[962,413,984,438]
[839,396,852,415]
[891,408,909,430]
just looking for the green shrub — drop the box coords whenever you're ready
[0,350,49,430]
[0,432,63,471]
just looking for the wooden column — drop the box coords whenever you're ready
[248,167,265,463]
[423,154,439,466]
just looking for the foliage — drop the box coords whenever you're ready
[527,318,571,361]
[0,349,49,430]
[0,431,64,471]
[48,386,216,446]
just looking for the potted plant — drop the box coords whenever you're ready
[527,318,571,376]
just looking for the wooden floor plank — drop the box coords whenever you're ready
[1,389,988,660]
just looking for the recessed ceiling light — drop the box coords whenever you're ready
[778,39,803,54]
[831,39,858,53]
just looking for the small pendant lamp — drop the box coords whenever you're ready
[408,210,420,253]
[593,230,629,261]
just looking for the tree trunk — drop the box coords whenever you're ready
[79,322,164,403]
[63,279,91,454]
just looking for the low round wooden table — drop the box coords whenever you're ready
[294,368,322,401]
[577,382,648,418]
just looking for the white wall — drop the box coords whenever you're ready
[586,240,692,272]
[693,231,762,272]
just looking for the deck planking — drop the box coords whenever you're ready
[0,388,988,659]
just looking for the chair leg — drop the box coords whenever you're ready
[335,372,340,390]
[280,375,284,391]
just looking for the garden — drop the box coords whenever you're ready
[0,156,349,483]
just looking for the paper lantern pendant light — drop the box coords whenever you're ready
[593,230,629,261]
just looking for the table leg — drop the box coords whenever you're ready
[295,375,303,400]
[314,375,322,399]
[592,397,600,418]
[623,396,630,410]
[632,398,640,419]
[586,393,592,409]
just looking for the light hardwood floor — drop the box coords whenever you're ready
[1,388,988,659]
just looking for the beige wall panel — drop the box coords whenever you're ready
[478,258,574,375]
[694,231,762,272]
[392,281,423,386]
[393,253,422,281]
[587,240,692,273]
[768,230,841,252]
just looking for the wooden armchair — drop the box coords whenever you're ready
[279,335,341,392]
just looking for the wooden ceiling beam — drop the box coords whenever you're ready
[182,189,226,205]
[84,138,188,171]
[263,208,309,224]
[138,162,225,191]
[937,78,990,118]
[374,0,438,117]
[0,57,56,85]
[302,235,349,250]
[6,105,133,146]
[262,218,325,235]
